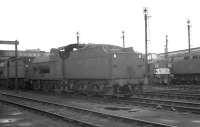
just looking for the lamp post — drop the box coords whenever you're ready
[187,19,191,55]
[144,8,149,85]
[165,35,168,60]
[15,40,19,90]
[76,32,79,45]
[122,31,125,48]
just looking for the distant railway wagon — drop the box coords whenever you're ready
[2,43,146,96]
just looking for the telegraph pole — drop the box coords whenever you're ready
[165,35,169,69]
[187,19,191,55]
[15,40,19,90]
[76,32,80,45]
[122,31,125,48]
[144,8,149,85]
[165,35,168,60]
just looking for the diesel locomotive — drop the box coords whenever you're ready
[0,43,146,96]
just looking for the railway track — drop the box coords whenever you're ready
[151,85,200,91]
[70,94,200,114]
[0,95,101,127]
[0,92,174,127]
[152,89,200,94]
[137,92,200,100]
[121,96,200,114]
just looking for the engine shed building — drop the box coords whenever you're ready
[0,49,49,62]
[157,47,200,61]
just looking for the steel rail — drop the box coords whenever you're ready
[0,98,101,127]
[115,96,200,114]
[137,92,200,100]
[0,92,175,127]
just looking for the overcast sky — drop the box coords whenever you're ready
[0,0,199,53]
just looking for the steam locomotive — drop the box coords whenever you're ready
[0,43,145,96]
[150,53,200,86]
[171,54,200,85]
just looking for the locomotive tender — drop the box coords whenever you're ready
[0,57,34,89]
[1,43,145,96]
[172,54,200,85]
